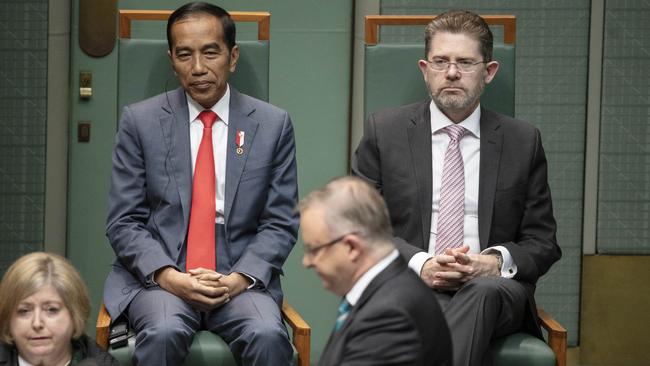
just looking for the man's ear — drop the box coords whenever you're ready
[346,235,364,262]
[229,45,240,73]
[484,60,499,84]
[418,59,429,82]
[168,50,177,76]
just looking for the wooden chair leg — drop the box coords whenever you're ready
[96,302,111,351]
[537,307,567,366]
[282,300,311,366]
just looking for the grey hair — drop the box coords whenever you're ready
[299,176,393,249]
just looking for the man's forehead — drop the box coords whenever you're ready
[301,207,328,235]
[428,32,481,55]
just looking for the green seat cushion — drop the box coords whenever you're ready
[109,330,298,366]
[487,332,556,366]
[364,43,515,119]
[118,39,269,113]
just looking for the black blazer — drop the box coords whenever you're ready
[318,256,452,366]
[0,334,119,366]
[352,100,561,337]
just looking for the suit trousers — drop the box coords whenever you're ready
[434,277,527,366]
[126,225,292,366]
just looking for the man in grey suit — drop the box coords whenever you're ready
[353,10,562,366]
[300,176,452,366]
[103,2,298,365]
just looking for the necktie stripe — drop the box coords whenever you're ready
[436,125,467,256]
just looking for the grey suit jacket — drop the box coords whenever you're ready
[352,100,561,336]
[103,87,299,319]
[318,256,452,366]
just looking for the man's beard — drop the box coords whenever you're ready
[431,79,485,114]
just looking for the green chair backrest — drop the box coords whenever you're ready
[117,39,269,112]
[364,43,515,119]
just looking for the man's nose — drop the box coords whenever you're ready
[302,254,312,268]
[191,56,207,74]
[445,63,461,79]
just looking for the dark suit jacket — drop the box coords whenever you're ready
[0,335,120,366]
[352,100,561,337]
[103,87,299,319]
[319,256,452,366]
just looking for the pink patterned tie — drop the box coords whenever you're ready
[436,124,468,255]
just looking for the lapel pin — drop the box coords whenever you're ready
[236,130,245,155]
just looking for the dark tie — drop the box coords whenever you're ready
[436,124,468,255]
[186,110,218,271]
[334,299,351,331]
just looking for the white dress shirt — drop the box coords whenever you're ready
[17,356,69,366]
[408,101,516,278]
[186,85,230,224]
[346,249,399,306]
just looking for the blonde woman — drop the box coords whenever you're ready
[0,252,118,366]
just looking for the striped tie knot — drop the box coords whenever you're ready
[443,124,468,142]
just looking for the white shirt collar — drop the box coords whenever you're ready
[345,249,399,306]
[186,84,230,126]
[17,356,33,366]
[429,101,481,138]
[17,355,71,366]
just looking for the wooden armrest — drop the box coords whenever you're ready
[537,307,567,366]
[96,302,112,351]
[282,300,311,366]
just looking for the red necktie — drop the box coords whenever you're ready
[186,110,217,271]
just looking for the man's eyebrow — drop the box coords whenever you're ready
[202,42,223,51]
[173,46,191,53]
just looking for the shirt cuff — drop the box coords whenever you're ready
[235,272,259,290]
[145,272,159,288]
[408,252,434,276]
[481,246,517,278]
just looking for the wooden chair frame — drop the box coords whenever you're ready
[100,9,310,366]
[538,307,568,366]
[363,15,566,366]
[97,300,311,366]
[365,14,516,45]
[118,9,270,40]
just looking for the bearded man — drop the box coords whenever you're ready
[352,10,561,366]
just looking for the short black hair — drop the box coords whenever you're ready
[166,2,236,51]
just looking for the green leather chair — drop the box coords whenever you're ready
[96,10,311,366]
[363,15,567,366]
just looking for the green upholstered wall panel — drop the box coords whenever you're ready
[117,39,269,109]
[364,44,515,119]
[597,1,650,254]
[0,0,48,274]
